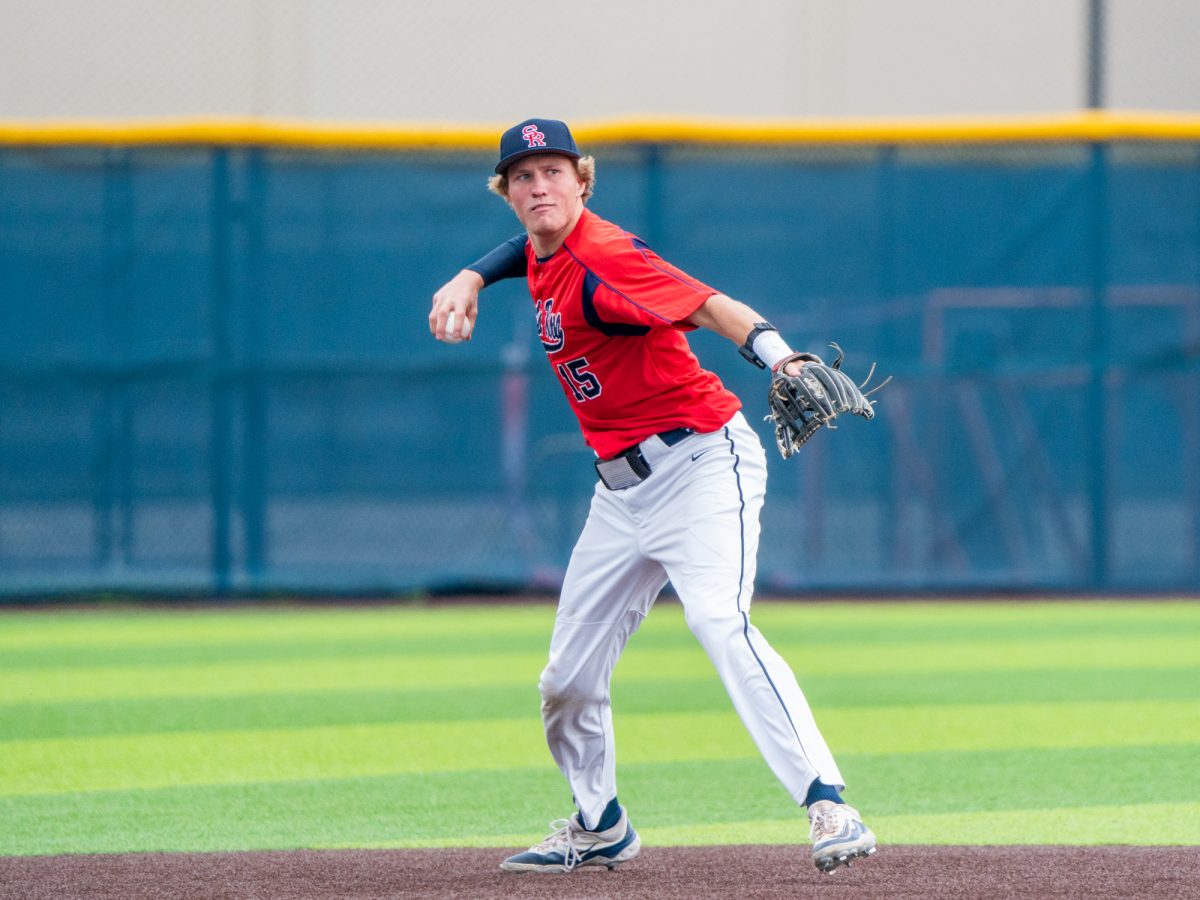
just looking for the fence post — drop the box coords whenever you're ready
[877,144,899,576]
[95,149,134,576]
[242,148,268,586]
[210,149,234,595]
[1087,142,1110,589]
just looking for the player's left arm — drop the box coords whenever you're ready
[690,293,888,457]
[686,293,808,375]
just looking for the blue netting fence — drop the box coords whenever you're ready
[1,141,1197,596]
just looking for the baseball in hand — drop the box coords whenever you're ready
[443,311,471,344]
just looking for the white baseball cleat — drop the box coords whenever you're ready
[808,799,878,873]
[499,806,641,873]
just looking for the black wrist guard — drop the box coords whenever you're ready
[738,321,778,369]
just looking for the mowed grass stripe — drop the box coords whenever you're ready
[3,666,1197,741]
[3,700,1196,796]
[0,602,1195,667]
[0,652,549,703]
[1,601,1195,657]
[0,605,558,650]
[3,610,1192,670]
[4,634,1198,704]
[0,632,558,670]
[623,746,1200,820]
[2,746,1195,855]
[7,602,1200,643]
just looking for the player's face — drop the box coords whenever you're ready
[506,154,585,248]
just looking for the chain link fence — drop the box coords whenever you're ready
[2,140,1197,596]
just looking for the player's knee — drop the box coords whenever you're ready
[539,667,605,710]
[682,601,744,642]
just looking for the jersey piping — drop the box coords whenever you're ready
[582,270,652,337]
[562,242,678,326]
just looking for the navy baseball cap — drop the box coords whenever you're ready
[495,118,581,174]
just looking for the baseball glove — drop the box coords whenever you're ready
[766,343,889,458]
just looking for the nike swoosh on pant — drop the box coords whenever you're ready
[691,448,716,461]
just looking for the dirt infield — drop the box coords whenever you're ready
[2,845,1196,900]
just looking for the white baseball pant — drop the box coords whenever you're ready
[539,410,845,828]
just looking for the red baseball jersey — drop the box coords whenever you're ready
[525,208,741,459]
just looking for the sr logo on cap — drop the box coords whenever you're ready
[522,124,546,148]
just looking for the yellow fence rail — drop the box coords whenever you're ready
[2,110,1200,148]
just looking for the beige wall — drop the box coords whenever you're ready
[0,0,1194,121]
[1108,0,1200,110]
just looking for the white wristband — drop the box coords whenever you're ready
[751,330,794,371]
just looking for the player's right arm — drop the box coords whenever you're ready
[430,234,528,343]
[430,268,483,343]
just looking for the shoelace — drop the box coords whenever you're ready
[810,807,846,841]
[531,818,582,871]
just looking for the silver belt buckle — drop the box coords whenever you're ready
[595,449,651,490]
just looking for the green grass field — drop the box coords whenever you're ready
[1,600,1197,856]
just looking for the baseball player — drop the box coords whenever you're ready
[429,118,878,875]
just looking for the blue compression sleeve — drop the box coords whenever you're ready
[465,234,527,286]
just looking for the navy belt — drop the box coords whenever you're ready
[656,426,695,447]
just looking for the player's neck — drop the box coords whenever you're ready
[528,206,586,259]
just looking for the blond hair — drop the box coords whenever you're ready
[488,155,596,203]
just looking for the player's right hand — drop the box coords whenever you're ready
[430,269,483,344]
